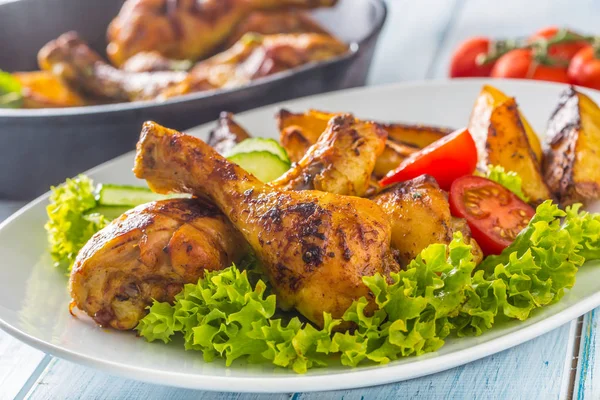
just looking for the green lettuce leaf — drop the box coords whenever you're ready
[0,70,23,109]
[480,165,529,202]
[138,233,478,372]
[137,200,600,373]
[453,201,587,336]
[45,175,109,271]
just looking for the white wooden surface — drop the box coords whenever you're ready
[2,0,600,398]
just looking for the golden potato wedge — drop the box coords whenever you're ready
[469,97,553,205]
[277,108,447,177]
[277,109,334,144]
[279,125,313,163]
[279,119,418,176]
[381,123,452,148]
[207,111,251,154]
[372,140,418,178]
[277,108,452,148]
[470,84,543,162]
[543,87,600,205]
[13,71,86,108]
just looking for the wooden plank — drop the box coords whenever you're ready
[10,0,596,398]
[25,358,288,400]
[573,308,600,399]
[0,201,49,400]
[0,333,47,400]
[25,323,572,399]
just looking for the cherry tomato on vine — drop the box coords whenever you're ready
[568,46,600,90]
[491,49,570,83]
[529,26,589,62]
[449,176,535,256]
[449,37,495,78]
[379,128,477,191]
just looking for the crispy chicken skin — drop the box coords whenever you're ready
[371,175,482,266]
[69,198,246,330]
[134,122,399,327]
[38,32,186,102]
[106,0,338,66]
[161,33,348,98]
[271,114,387,196]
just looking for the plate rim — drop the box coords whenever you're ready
[1,78,599,393]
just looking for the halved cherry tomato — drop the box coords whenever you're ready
[379,128,477,191]
[529,26,589,62]
[449,37,495,78]
[491,49,570,83]
[568,46,600,90]
[449,176,535,255]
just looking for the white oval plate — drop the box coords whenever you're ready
[2,79,600,393]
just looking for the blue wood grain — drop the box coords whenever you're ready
[25,323,572,400]
[573,308,599,399]
[7,0,600,398]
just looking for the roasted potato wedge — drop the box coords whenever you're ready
[381,123,452,148]
[372,140,418,178]
[207,111,251,154]
[543,87,600,205]
[13,71,86,108]
[470,84,543,162]
[277,108,447,176]
[279,118,418,176]
[279,125,313,163]
[277,109,333,144]
[469,96,553,205]
[277,108,452,148]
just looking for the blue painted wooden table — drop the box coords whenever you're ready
[2,0,600,398]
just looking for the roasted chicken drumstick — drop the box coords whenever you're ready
[271,114,386,196]
[39,32,347,102]
[70,198,246,330]
[106,0,338,66]
[371,175,483,266]
[134,122,399,327]
[38,32,187,102]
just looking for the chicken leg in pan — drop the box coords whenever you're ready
[106,0,339,66]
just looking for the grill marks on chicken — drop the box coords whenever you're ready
[134,122,399,327]
[270,114,387,196]
[69,198,246,330]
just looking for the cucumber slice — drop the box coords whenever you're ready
[228,151,290,182]
[97,184,180,207]
[226,138,290,163]
[87,206,132,221]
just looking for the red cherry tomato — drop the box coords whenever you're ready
[379,128,477,191]
[568,46,600,90]
[449,37,495,78]
[491,49,570,83]
[529,26,589,61]
[449,176,535,255]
